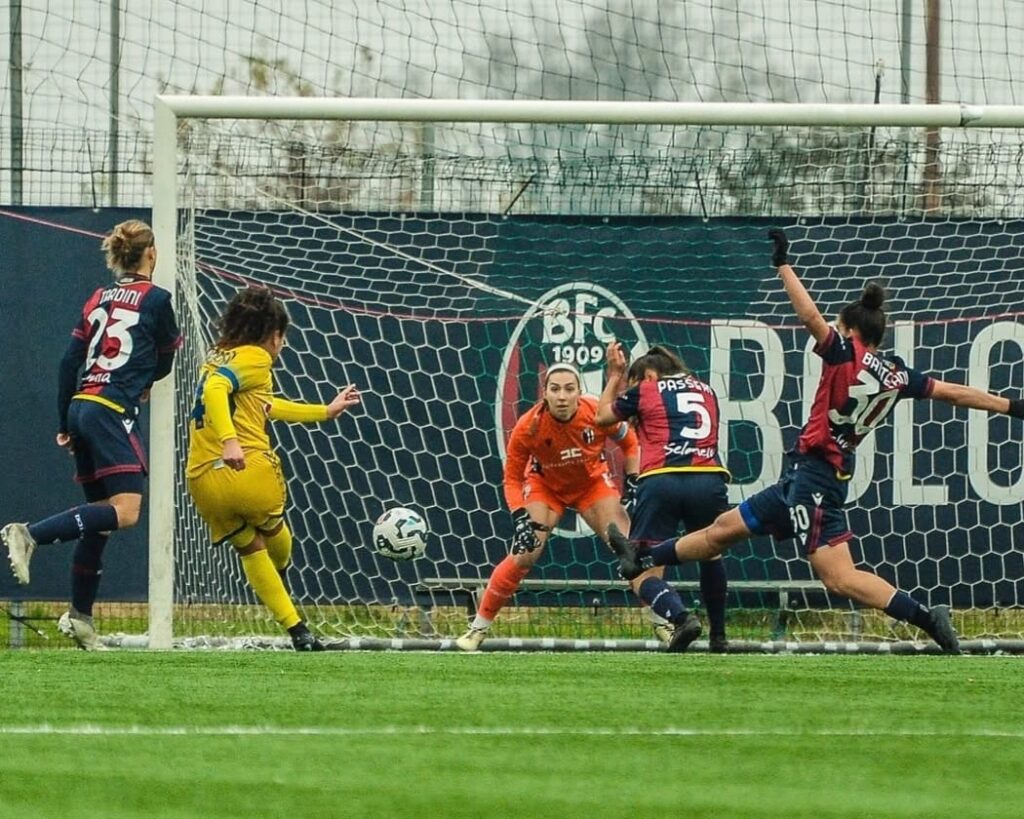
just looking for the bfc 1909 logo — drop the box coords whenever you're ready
[495,282,648,538]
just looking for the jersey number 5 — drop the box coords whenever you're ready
[675,391,712,439]
[84,306,140,372]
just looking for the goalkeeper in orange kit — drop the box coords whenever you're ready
[455,362,641,651]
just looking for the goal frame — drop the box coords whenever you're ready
[150,96,1024,648]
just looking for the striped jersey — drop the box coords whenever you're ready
[70,277,181,413]
[798,327,934,476]
[612,372,728,479]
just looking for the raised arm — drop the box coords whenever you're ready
[595,340,627,426]
[770,229,831,347]
[929,380,1023,416]
[615,423,639,476]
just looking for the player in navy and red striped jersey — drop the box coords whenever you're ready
[608,229,1024,653]
[596,344,730,652]
[2,219,181,649]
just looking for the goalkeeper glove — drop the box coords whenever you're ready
[510,508,541,554]
[1008,398,1024,418]
[768,228,789,267]
[621,474,639,511]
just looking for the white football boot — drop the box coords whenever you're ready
[2,522,37,585]
[455,626,488,652]
[58,611,108,651]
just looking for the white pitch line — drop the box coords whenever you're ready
[1,725,1022,739]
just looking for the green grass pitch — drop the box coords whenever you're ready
[1,651,1021,818]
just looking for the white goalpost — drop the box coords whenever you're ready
[148,96,1024,651]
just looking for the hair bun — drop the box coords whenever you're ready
[860,281,886,311]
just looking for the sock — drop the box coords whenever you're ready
[240,549,301,629]
[477,555,530,623]
[70,532,108,617]
[264,524,293,571]
[648,609,672,628]
[648,538,683,567]
[884,590,933,631]
[637,576,687,625]
[29,504,119,545]
[699,559,728,639]
[69,607,94,626]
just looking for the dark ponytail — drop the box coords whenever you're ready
[216,287,290,348]
[626,344,691,385]
[839,281,887,347]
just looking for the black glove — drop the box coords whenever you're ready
[1008,398,1024,418]
[621,474,639,511]
[768,228,789,267]
[510,508,540,554]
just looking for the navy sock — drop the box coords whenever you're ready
[71,532,108,617]
[884,590,932,630]
[28,504,119,545]
[647,538,682,567]
[699,559,728,639]
[637,576,687,625]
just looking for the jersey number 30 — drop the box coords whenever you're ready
[828,370,900,436]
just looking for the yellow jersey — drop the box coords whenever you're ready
[186,344,328,478]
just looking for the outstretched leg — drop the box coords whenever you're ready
[236,534,324,651]
[609,508,749,579]
[810,541,960,654]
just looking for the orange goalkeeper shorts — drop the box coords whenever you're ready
[522,471,620,517]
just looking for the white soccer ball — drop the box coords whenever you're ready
[372,507,428,561]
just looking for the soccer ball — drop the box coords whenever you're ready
[372,507,428,561]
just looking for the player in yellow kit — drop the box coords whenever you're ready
[186,287,360,650]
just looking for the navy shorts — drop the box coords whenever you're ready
[67,399,147,498]
[739,454,853,555]
[630,471,729,545]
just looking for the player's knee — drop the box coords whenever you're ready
[234,535,266,557]
[706,514,734,548]
[118,509,140,528]
[110,498,142,529]
[263,523,293,571]
[511,546,541,570]
[819,571,853,597]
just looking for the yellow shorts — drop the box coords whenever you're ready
[187,450,287,548]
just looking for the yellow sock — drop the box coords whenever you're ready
[264,524,293,571]
[239,549,301,629]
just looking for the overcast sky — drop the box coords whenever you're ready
[2,1,1022,205]
[3,1,1021,129]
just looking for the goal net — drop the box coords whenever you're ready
[151,98,1024,652]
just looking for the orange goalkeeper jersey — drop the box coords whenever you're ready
[503,395,638,509]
